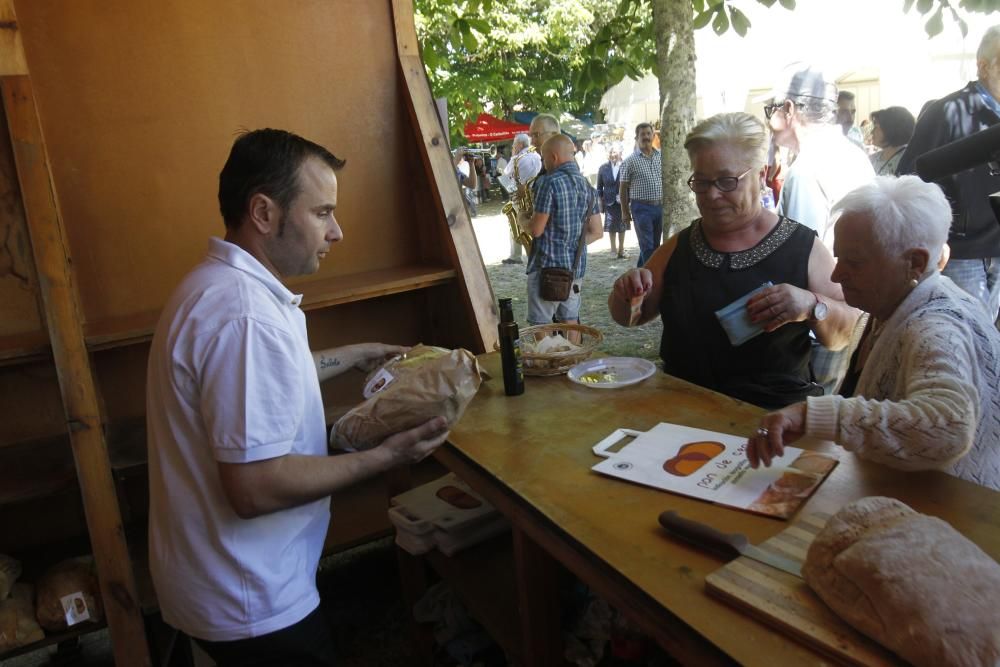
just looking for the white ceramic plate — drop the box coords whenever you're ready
[567,357,657,389]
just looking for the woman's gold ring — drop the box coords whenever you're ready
[756,427,769,437]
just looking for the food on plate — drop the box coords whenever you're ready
[579,369,617,384]
[803,496,1000,667]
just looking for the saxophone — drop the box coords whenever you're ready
[502,148,536,254]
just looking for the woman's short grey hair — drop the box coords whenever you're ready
[513,133,531,150]
[832,175,951,272]
[684,112,768,170]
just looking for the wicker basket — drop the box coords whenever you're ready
[517,323,603,376]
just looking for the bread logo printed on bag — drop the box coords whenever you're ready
[435,485,483,510]
[663,441,726,476]
[362,368,396,399]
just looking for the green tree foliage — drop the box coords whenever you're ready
[416,0,998,146]
[903,0,1000,37]
[415,0,620,143]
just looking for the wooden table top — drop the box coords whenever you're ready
[443,353,1000,666]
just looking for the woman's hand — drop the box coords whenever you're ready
[747,402,807,468]
[611,268,652,302]
[611,268,653,326]
[746,283,815,332]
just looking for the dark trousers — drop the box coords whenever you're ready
[630,201,663,267]
[193,606,336,667]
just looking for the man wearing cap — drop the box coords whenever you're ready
[619,122,663,266]
[501,132,542,265]
[766,63,874,394]
[767,63,874,248]
[897,25,1000,321]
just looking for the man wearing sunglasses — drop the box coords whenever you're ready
[766,63,874,395]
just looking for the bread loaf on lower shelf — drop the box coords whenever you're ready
[0,583,44,651]
[803,496,1000,667]
[0,554,21,601]
[35,557,103,632]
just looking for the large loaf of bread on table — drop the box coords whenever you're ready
[802,496,1000,667]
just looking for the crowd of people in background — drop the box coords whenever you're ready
[454,24,1000,491]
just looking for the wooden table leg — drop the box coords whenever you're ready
[512,527,566,667]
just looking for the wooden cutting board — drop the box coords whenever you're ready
[705,513,901,666]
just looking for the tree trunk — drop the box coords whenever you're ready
[652,0,698,236]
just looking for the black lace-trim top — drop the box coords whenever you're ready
[689,216,799,270]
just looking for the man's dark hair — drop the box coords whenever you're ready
[635,122,654,137]
[871,106,917,147]
[218,128,345,229]
[837,90,855,103]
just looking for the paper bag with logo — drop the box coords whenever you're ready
[330,345,482,451]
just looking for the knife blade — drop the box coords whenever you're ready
[658,510,802,578]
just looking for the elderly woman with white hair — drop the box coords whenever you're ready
[748,175,1000,490]
[609,112,859,408]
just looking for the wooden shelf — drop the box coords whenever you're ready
[0,330,51,366]
[84,310,161,351]
[0,527,158,662]
[0,423,147,508]
[296,264,457,311]
[0,619,107,663]
[424,533,522,663]
[81,264,456,352]
[0,264,457,362]
[0,436,77,506]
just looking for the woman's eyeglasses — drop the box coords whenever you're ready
[687,167,754,194]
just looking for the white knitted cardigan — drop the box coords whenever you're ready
[806,273,1000,490]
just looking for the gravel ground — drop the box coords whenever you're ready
[472,198,664,362]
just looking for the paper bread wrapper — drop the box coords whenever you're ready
[330,345,482,451]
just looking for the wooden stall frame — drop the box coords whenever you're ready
[0,1,499,663]
[1,72,151,666]
[393,0,500,352]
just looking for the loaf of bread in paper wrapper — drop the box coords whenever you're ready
[35,557,103,631]
[330,345,482,451]
[0,554,21,601]
[0,583,44,651]
[803,496,1000,667]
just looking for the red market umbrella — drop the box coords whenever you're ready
[463,113,530,143]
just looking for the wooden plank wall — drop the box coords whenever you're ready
[11,0,450,335]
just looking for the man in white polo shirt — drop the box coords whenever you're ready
[146,129,450,666]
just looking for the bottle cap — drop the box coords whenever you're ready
[498,298,514,322]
